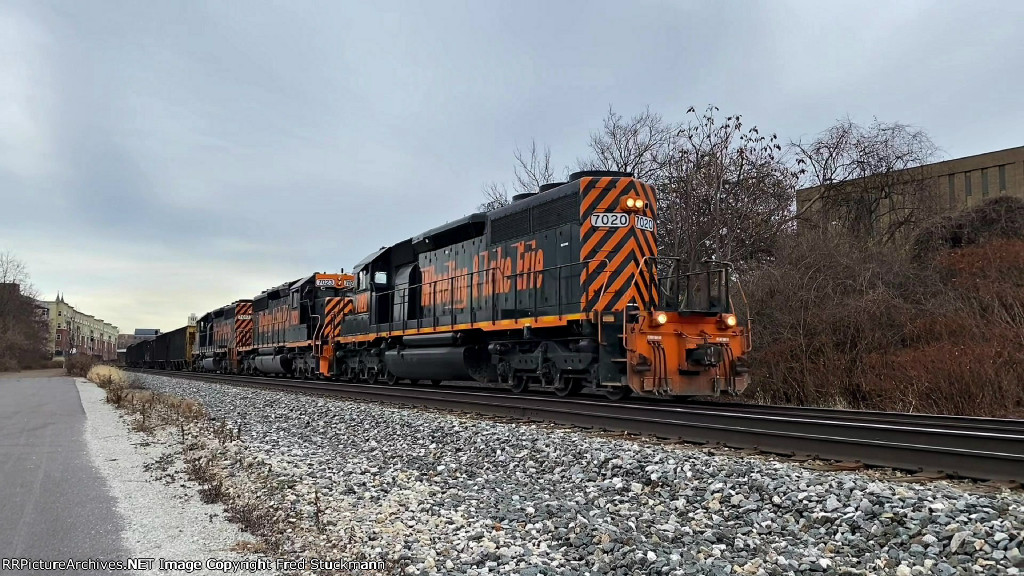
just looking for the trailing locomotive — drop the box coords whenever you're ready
[238,273,353,378]
[195,300,251,373]
[127,170,750,399]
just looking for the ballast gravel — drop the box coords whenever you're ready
[138,374,1024,575]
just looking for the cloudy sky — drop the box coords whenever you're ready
[1,0,1021,334]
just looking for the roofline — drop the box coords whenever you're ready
[796,144,1024,193]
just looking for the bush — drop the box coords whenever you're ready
[0,357,19,373]
[743,198,1024,417]
[65,355,97,377]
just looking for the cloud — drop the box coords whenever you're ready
[0,0,1021,333]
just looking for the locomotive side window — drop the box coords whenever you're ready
[357,270,369,291]
[373,271,388,285]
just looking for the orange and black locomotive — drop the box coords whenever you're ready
[326,170,749,398]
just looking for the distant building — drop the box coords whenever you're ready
[116,328,162,350]
[38,293,119,361]
[796,145,1024,231]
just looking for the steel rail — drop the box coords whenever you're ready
[131,369,1024,483]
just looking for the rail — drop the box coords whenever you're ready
[132,369,1024,483]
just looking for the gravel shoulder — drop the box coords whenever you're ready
[77,378,277,576]
[132,373,1024,576]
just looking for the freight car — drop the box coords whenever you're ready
[322,171,750,399]
[125,326,195,369]
[124,338,153,368]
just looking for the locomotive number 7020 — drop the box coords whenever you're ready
[590,212,630,227]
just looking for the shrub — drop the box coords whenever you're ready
[742,198,1024,417]
[0,357,19,373]
[65,355,97,377]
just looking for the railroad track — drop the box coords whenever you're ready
[130,369,1024,484]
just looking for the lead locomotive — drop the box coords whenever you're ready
[326,170,750,398]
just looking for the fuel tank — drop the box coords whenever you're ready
[384,346,474,381]
[255,354,293,374]
[201,358,222,371]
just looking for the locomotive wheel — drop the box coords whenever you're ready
[430,379,442,386]
[553,375,580,398]
[603,386,632,401]
[385,371,398,385]
[510,375,528,393]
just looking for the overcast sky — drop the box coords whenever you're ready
[2,0,1021,334]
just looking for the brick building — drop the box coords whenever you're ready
[797,145,1024,223]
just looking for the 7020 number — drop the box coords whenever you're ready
[590,212,629,227]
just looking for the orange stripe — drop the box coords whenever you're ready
[333,313,589,343]
[592,178,631,214]
[606,237,639,276]
[585,223,631,260]
[599,261,638,310]
[579,177,612,216]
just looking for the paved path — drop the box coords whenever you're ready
[0,375,128,573]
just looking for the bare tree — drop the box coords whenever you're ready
[0,251,48,369]
[0,250,33,288]
[479,140,557,211]
[479,182,511,212]
[792,117,940,241]
[575,106,674,181]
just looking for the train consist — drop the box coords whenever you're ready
[126,171,751,399]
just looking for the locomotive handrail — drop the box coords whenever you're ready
[634,256,733,314]
[311,313,322,358]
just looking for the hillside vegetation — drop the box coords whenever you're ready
[744,197,1024,417]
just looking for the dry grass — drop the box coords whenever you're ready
[743,197,1024,417]
[229,540,268,554]
[87,366,205,431]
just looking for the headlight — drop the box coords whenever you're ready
[721,314,738,328]
[635,199,644,209]
[653,312,668,326]
[626,198,636,208]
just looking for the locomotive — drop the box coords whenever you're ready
[128,170,750,399]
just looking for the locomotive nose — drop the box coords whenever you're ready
[624,311,749,396]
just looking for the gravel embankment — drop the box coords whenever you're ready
[77,378,275,576]
[139,374,1024,576]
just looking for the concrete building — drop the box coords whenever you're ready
[796,145,1024,228]
[39,294,119,361]
[116,328,161,350]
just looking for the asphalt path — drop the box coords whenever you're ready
[0,373,129,574]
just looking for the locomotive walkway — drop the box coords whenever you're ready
[0,371,129,573]
[136,370,1024,484]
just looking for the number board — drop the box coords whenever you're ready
[634,215,655,232]
[590,213,630,228]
